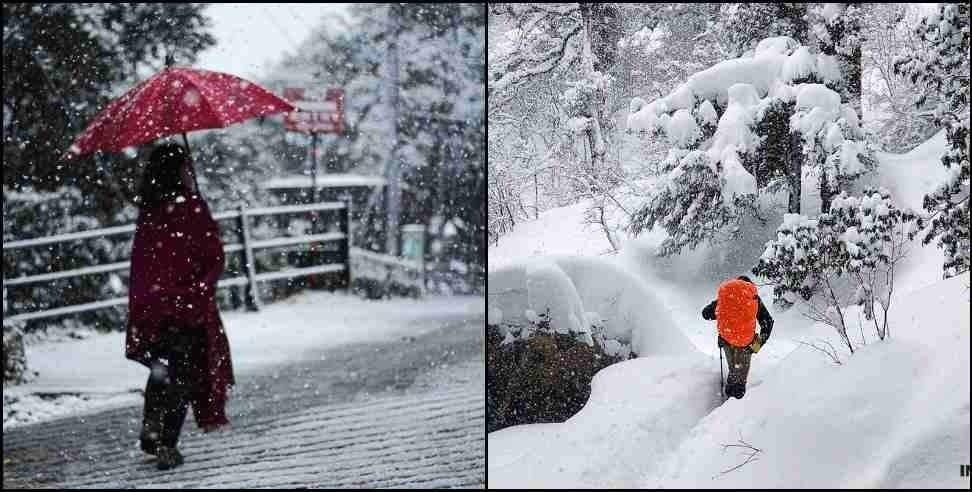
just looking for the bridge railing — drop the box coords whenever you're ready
[2,200,351,323]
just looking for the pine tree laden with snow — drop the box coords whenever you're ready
[808,3,865,117]
[894,3,970,278]
[627,35,872,254]
[713,3,811,57]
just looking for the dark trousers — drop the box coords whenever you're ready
[721,340,753,399]
[141,329,203,449]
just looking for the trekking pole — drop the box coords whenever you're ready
[718,340,725,399]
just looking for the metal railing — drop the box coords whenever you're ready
[2,200,352,323]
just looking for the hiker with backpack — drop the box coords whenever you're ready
[702,275,774,399]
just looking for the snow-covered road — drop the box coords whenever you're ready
[2,301,485,488]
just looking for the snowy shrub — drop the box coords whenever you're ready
[486,312,629,433]
[894,3,970,278]
[753,188,920,349]
[3,320,29,384]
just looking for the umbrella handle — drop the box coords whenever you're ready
[182,132,203,199]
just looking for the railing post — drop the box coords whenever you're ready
[341,197,352,291]
[238,204,261,311]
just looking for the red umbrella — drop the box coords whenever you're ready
[65,66,295,159]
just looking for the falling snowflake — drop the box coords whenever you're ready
[183,89,201,106]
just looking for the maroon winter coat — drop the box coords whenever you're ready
[125,193,234,429]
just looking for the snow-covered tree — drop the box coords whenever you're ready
[894,3,970,278]
[860,4,940,152]
[490,3,618,172]
[807,3,864,116]
[490,4,725,249]
[3,3,215,224]
[753,188,920,349]
[627,35,872,254]
[712,3,810,57]
[265,4,486,280]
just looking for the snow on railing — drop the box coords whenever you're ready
[3,200,353,323]
[350,247,425,292]
[3,223,136,250]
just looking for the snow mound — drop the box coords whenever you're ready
[794,83,841,112]
[524,260,592,340]
[753,36,799,57]
[782,46,816,82]
[488,354,717,488]
[697,99,718,126]
[488,255,693,357]
[666,109,701,147]
[686,55,783,105]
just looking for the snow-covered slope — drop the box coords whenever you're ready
[487,132,970,488]
[646,272,969,489]
[488,202,614,272]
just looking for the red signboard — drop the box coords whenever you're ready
[284,87,345,134]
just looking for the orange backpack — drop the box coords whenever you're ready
[716,279,758,347]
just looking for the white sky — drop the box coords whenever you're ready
[195,3,350,80]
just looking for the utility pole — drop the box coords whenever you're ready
[384,3,402,256]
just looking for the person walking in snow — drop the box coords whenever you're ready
[126,143,234,470]
[702,275,773,399]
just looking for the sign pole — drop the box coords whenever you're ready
[310,131,319,205]
[310,131,320,288]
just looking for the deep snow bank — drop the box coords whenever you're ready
[488,254,693,357]
[488,353,719,488]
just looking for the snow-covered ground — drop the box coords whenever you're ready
[3,292,484,430]
[487,201,616,272]
[487,131,970,488]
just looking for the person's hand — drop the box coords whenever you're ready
[749,336,763,354]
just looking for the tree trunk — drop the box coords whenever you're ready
[820,166,835,213]
[577,3,616,172]
[384,4,402,255]
[534,173,540,219]
[787,131,803,214]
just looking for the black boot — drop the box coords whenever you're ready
[726,382,747,399]
[140,361,169,456]
[156,445,184,470]
[155,386,188,471]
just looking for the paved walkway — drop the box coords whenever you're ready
[2,313,484,488]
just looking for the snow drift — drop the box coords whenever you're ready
[488,255,693,357]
